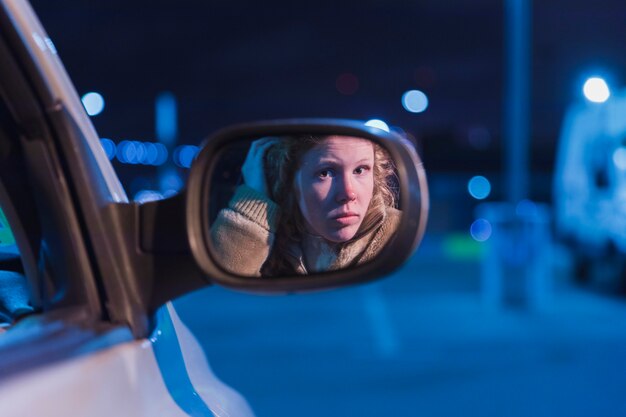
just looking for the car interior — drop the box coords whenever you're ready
[0,107,33,328]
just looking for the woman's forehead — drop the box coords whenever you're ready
[307,136,374,158]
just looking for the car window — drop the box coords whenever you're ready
[0,205,30,329]
[0,108,33,328]
[0,206,18,255]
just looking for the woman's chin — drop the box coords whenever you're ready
[324,226,359,243]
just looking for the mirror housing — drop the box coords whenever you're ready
[186,119,428,293]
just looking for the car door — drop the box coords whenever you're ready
[0,0,255,415]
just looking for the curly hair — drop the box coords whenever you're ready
[261,135,398,275]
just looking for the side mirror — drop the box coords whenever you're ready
[186,119,428,293]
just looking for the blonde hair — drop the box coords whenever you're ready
[262,135,397,275]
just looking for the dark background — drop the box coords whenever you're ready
[29,0,626,209]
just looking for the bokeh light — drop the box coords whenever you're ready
[115,140,168,165]
[401,90,429,113]
[336,73,359,95]
[583,77,610,103]
[470,219,492,242]
[365,119,390,132]
[613,148,626,170]
[99,138,116,160]
[81,92,105,116]
[159,170,184,194]
[468,176,491,200]
[173,145,200,168]
[134,190,164,203]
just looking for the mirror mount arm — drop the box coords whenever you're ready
[140,191,189,253]
[137,191,209,313]
[101,193,209,337]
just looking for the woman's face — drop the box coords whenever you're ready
[294,136,375,243]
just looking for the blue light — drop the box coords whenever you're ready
[99,138,116,160]
[116,141,128,163]
[365,119,390,132]
[613,148,626,170]
[134,190,164,203]
[470,219,492,242]
[583,77,610,103]
[156,92,177,145]
[160,170,184,193]
[114,140,168,165]
[144,142,158,165]
[173,145,200,168]
[154,143,168,166]
[468,176,491,200]
[134,141,147,164]
[81,92,105,116]
[401,90,429,113]
[162,189,180,198]
[118,140,138,164]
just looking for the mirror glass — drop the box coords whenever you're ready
[207,134,403,278]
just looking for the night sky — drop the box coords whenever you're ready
[27,0,626,194]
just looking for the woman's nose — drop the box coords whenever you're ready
[336,175,357,203]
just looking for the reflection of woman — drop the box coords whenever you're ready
[210,135,401,277]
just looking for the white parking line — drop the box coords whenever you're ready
[361,284,399,358]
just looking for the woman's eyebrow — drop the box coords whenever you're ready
[314,158,341,166]
[314,157,373,166]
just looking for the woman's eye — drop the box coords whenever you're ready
[354,165,371,175]
[318,169,333,178]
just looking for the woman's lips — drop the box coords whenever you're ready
[331,213,360,226]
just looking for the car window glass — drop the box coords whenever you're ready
[0,107,32,329]
[0,206,18,256]
[0,205,30,330]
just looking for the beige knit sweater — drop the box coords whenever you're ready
[210,185,401,277]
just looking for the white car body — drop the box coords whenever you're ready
[0,0,254,415]
[0,303,254,417]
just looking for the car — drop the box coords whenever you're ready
[0,0,428,415]
[554,87,626,289]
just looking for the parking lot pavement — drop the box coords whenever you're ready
[175,235,626,417]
